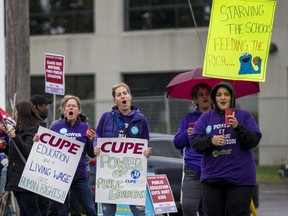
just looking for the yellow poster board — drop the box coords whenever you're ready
[203,0,276,82]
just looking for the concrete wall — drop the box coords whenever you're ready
[258,0,288,164]
[30,0,288,165]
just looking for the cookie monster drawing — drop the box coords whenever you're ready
[238,52,262,75]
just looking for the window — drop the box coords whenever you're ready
[31,75,94,99]
[124,0,212,31]
[30,0,94,35]
[31,74,95,126]
[123,72,178,96]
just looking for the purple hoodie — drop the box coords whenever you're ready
[94,106,149,146]
[192,109,261,185]
[190,81,262,185]
[173,108,203,173]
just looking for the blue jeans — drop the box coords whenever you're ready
[57,178,96,216]
[102,203,145,216]
[14,191,42,216]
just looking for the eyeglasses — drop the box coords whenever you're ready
[65,104,78,108]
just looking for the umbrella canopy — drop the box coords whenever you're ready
[166,68,260,100]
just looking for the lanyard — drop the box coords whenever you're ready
[111,112,124,128]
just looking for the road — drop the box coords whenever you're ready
[256,182,288,216]
[1,168,288,216]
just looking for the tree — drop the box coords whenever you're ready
[5,0,30,114]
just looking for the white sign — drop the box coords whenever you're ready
[45,53,65,95]
[95,137,148,205]
[19,126,84,203]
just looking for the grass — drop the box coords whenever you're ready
[256,165,288,183]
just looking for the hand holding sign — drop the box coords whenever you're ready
[19,126,84,203]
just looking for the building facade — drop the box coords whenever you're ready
[29,0,288,165]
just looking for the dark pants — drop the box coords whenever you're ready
[14,191,42,216]
[57,178,96,216]
[181,166,202,216]
[202,182,254,216]
[47,199,58,216]
[46,188,87,216]
[70,189,82,216]
[38,195,49,216]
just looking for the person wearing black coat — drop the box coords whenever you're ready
[1,101,43,216]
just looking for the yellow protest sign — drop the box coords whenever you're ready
[203,0,276,82]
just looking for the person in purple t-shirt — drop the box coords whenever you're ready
[190,81,262,216]
[49,95,96,216]
[94,82,152,216]
[173,83,212,216]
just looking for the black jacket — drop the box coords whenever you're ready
[4,125,39,192]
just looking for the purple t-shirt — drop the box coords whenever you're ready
[50,118,92,179]
[192,109,261,185]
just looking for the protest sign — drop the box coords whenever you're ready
[95,137,148,205]
[203,0,276,82]
[147,174,177,214]
[97,185,154,216]
[45,53,65,95]
[19,126,83,203]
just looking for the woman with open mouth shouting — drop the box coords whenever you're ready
[94,82,152,216]
[49,95,96,216]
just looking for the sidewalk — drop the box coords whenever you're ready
[256,181,288,216]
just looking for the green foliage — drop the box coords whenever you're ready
[256,165,288,183]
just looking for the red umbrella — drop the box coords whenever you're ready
[166,68,260,100]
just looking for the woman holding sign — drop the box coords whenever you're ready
[49,95,96,216]
[0,101,43,215]
[190,81,262,216]
[94,82,152,216]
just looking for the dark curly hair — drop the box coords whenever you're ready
[191,83,212,100]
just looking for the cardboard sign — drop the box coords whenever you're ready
[147,174,177,214]
[19,126,84,203]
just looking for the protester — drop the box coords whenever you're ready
[30,94,53,127]
[46,98,90,216]
[190,81,262,216]
[173,83,212,216]
[0,101,43,215]
[93,82,152,216]
[49,95,96,216]
[30,94,53,215]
